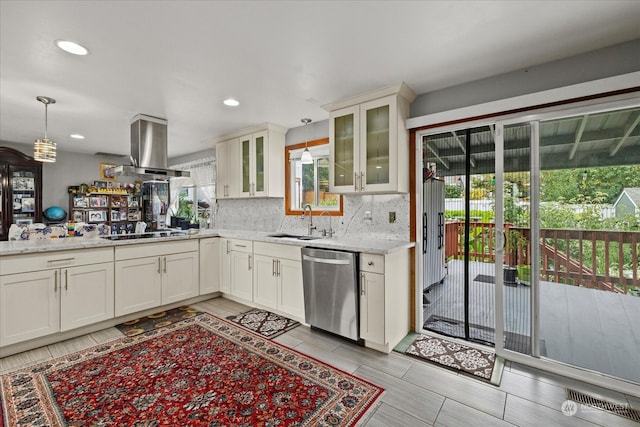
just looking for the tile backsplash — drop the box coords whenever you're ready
[214,194,410,241]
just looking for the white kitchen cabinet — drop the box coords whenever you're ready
[0,270,58,346]
[326,83,415,194]
[216,138,239,199]
[163,252,199,304]
[220,238,253,302]
[60,262,114,332]
[253,254,278,307]
[114,240,199,316]
[253,242,304,321]
[239,127,285,198]
[199,237,221,294]
[0,248,114,346]
[277,258,304,320]
[359,265,386,345]
[358,250,410,353]
[114,256,163,316]
[211,123,286,199]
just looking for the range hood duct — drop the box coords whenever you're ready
[113,114,190,179]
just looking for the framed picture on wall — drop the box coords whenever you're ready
[100,163,117,180]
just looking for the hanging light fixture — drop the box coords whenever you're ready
[34,96,57,162]
[300,118,313,164]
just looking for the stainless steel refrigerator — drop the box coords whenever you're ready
[141,180,170,231]
[423,178,447,292]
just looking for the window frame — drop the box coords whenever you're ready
[285,137,343,216]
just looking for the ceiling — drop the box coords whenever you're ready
[1,1,640,160]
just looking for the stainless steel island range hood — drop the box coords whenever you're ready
[112,114,190,178]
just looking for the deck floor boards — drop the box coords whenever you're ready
[423,259,640,383]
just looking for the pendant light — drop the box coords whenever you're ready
[34,96,57,163]
[300,118,313,164]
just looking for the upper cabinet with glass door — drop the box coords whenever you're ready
[325,83,415,194]
[210,123,287,199]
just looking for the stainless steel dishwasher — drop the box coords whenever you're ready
[301,247,360,342]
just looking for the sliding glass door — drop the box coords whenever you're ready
[422,126,499,345]
[420,98,640,386]
[496,104,640,384]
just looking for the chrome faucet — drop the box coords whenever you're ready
[319,210,334,238]
[302,203,316,236]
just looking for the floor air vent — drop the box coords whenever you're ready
[565,389,640,422]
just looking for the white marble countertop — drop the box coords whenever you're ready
[0,229,414,256]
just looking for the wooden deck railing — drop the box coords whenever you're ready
[444,221,640,295]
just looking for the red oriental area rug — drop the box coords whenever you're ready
[0,313,383,427]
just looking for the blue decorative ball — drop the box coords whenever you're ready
[43,206,66,221]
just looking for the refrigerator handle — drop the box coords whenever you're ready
[423,212,427,254]
[438,212,443,249]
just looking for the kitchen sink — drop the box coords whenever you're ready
[268,233,321,241]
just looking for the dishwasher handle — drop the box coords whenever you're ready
[302,254,352,265]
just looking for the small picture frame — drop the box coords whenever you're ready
[93,180,108,190]
[21,198,35,212]
[100,163,117,180]
[73,196,88,208]
[13,177,34,191]
[88,210,107,222]
[15,218,33,225]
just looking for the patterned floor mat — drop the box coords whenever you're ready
[226,308,300,338]
[405,334,496,382]
[115,306,202,337]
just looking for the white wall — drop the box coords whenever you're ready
[410,39,640,118]
[0,141,136,211]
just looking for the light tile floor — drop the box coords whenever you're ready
[1,297,638,426]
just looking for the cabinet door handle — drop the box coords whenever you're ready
[360,172,365,191]
[277,259,281,277]
[361,273,366,295]
[157,257,162,274]
[248,255,252,270]
[65,269,68,291]
[354,173,358,192]
[163,257,167,273]
[226,240,230,254]
[272,259,276,276]
[54,270,58,292]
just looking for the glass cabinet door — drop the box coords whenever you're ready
[330,105,359,192]
[254,132,265,194]
[360,95,397,192]
[364,104,390,186]
[241,136,251,195]
[10,168,39,226]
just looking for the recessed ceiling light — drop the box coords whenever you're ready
[70,134,85,140]
[223,98,239,107]
[55,40,89,56]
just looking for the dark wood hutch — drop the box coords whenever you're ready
[0,147,43,240]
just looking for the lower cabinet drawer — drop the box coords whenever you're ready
[360,253,384,274]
